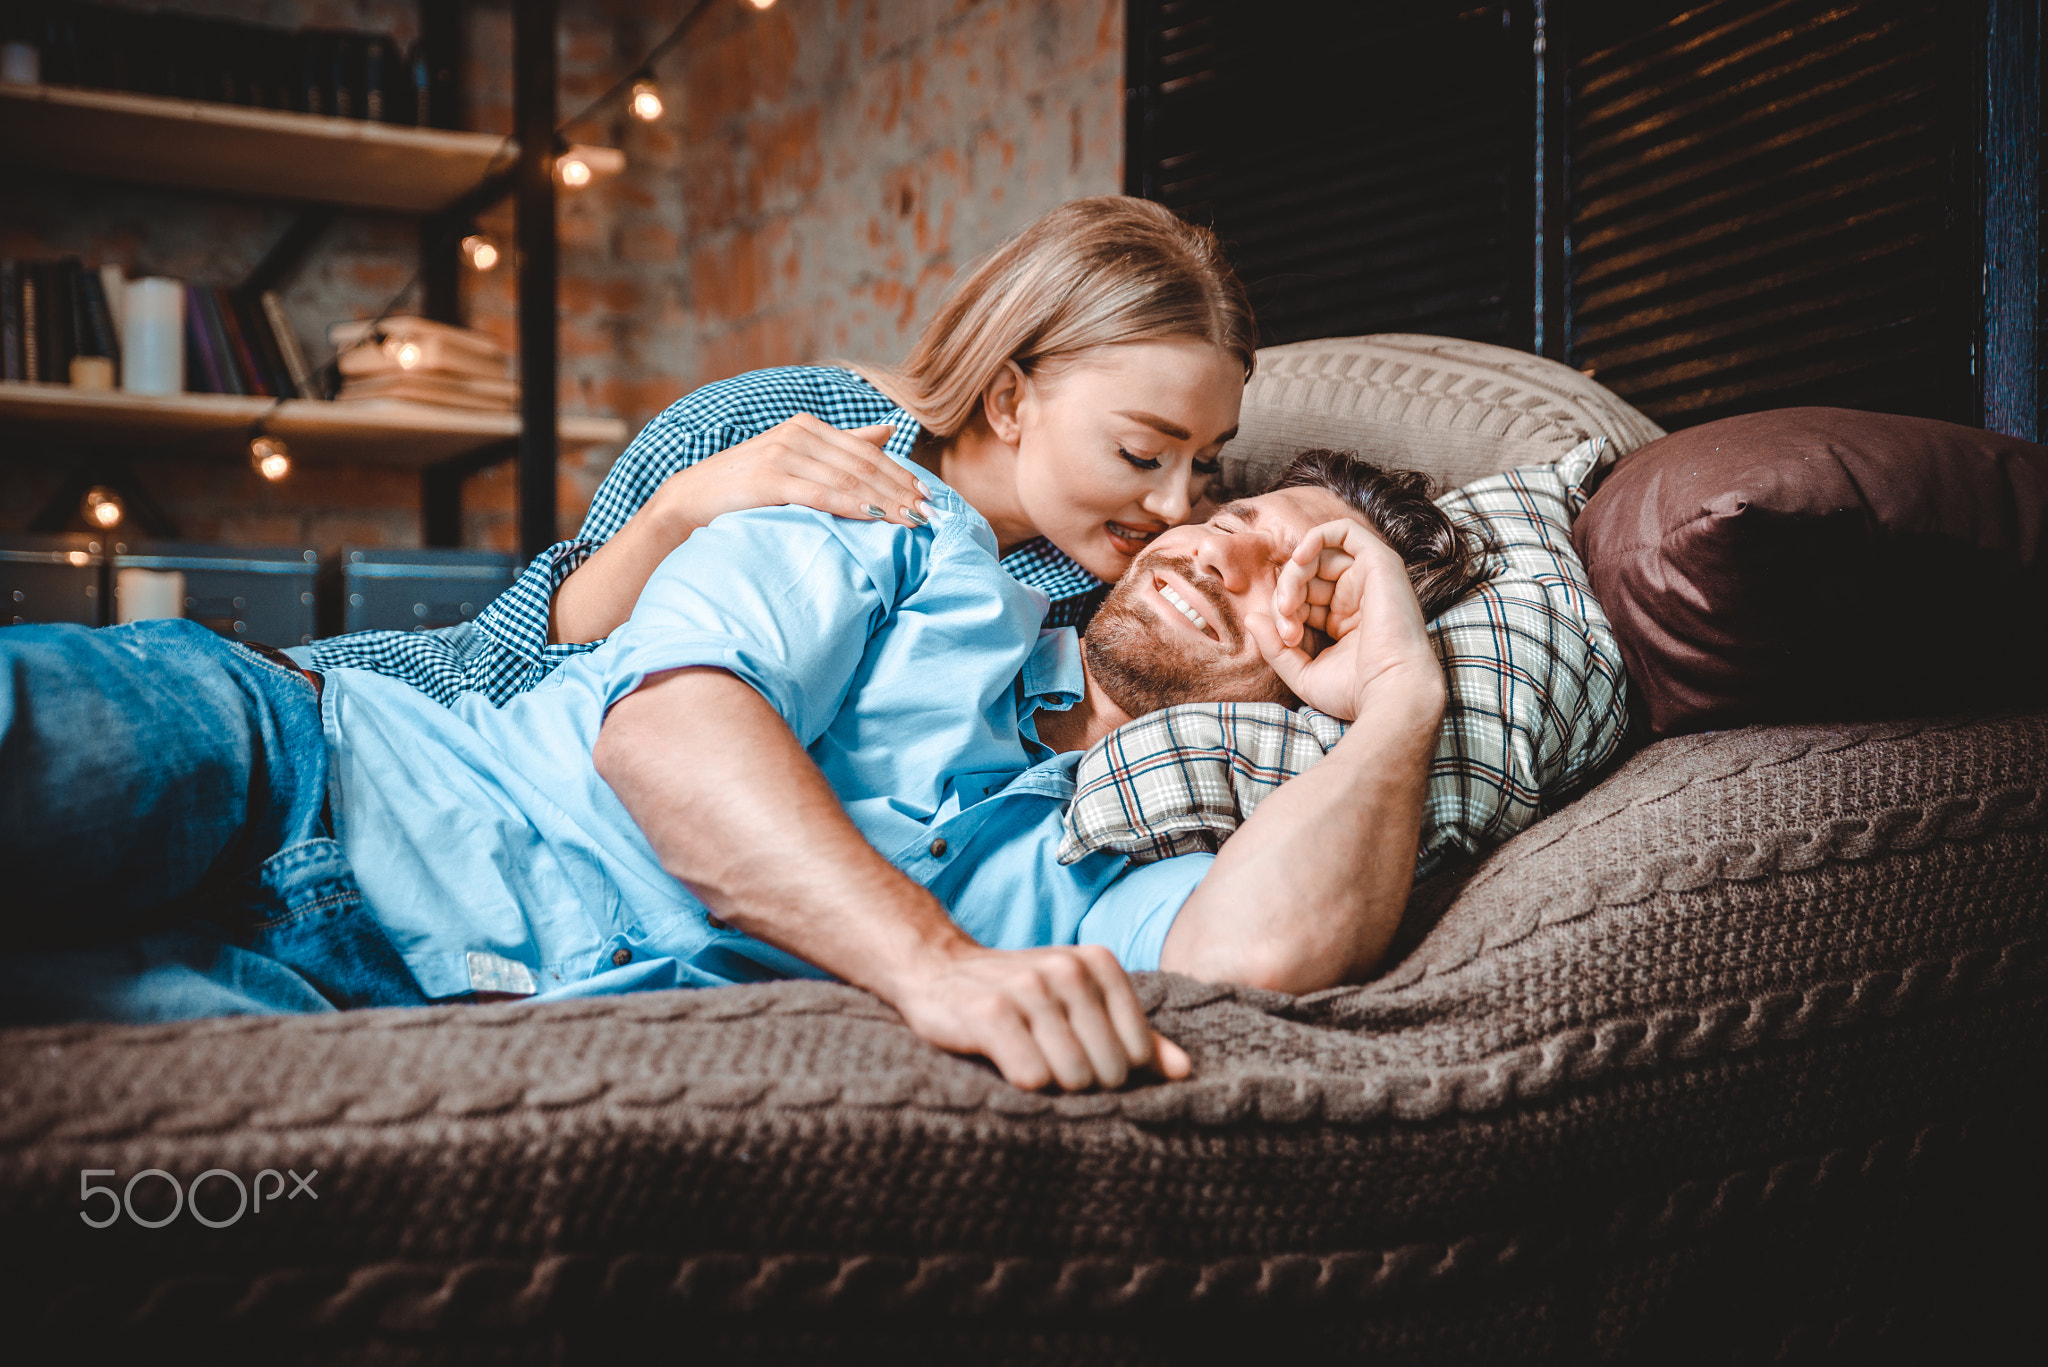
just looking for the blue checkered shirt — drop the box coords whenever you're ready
[304,366,1108,705]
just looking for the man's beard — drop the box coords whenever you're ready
[1082,553,1294,719]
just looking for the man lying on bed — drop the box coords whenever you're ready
[0,450,1469,1091]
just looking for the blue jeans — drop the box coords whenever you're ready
[0,619,428,1023]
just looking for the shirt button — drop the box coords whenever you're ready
[929,838,947,857]
[611,947,632,967]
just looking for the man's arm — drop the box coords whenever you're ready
[595,667,1191,1091]
[1160,519,1447,992]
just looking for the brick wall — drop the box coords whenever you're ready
[2,0,1122,560]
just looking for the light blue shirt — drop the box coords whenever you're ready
[320,475,1210,1002]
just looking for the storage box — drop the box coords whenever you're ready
[0,534,108,627]
[340,546,518,634]
[112,541,319,648]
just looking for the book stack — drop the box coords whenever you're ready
[182,282,313,399]
[13,1,450,128]
[1,257,120,385]
[331,317,516,413]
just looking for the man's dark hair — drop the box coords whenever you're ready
[1268,448,1489,619]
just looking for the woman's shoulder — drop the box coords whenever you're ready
[646,365,904,435]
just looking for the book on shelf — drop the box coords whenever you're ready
[336,371,518,411]
[235,292,292,399]
[183,282,232,395]
[1,261,21,383]
[328,316,509,371]
[77,270,120,369]
[25,2,431,126]
[19,268,37,382]
[329,315,516,410]
[213,286,269,397]
[335,336,510,383]
[2,255,118,385]
[261,292,314,399]
[98,265,126,339]
[37,261,75,384]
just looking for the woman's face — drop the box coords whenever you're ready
[1006,339,1245,583]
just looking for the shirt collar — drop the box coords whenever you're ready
[1021,627,1085,711]
[876,406,928,465]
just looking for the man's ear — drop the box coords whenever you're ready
[980,360,1028,447]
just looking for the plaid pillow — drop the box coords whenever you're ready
[1058,438,1630,881]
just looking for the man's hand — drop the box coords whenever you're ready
[600,668,1188,1093]
[1244,517,1443,722]
[887,944,1191,1091]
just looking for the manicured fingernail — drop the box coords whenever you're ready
[862,504,887,519]
[915,478,933,498]
[902,505,930,526]
[916,499,937,520]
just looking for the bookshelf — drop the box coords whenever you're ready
[0,82,626,215]
[0,83,515,214]
[4,2,627,556]
[0,382,627,467]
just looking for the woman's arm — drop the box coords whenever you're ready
[548,416,931,645]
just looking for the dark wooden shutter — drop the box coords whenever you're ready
[1566,0,1981,428]
[1127,0,1530,349]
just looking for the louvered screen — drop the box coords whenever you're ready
[1128,1,1528,349]
[1567,0,1979,429]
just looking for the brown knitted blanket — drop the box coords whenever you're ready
[2,711,2044,1363]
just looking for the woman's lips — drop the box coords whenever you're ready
[1104,519,1165,556]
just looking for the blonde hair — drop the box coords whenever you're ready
[859,196,1257,437]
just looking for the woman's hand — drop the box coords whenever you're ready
[551,417,933,645]
[646,416,932,539]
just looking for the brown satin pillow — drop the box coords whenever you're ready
[1571,407,2048,737]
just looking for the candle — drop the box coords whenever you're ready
[121,277,185,396]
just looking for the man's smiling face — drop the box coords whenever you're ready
[1081,483,1357,718]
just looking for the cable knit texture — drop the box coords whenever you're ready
[3,710,2044,1362]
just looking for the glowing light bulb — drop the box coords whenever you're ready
[630,79,663,122]
[746,0,777,9]
[461,234,500,271]
[82,486,124,529]
[557,154,592,188]
[250,436,292,482]
[395,341,422,370]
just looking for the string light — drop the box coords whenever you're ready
[386,337,424,369]
[246,0,778,462]
[629,77,663,122]
[82,486,124,529]
[250,436,292,482]
[551,142,623,190]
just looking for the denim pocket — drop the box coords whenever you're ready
[240,838,430,1010]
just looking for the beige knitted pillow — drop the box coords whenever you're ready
[1222,334,1665,495]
